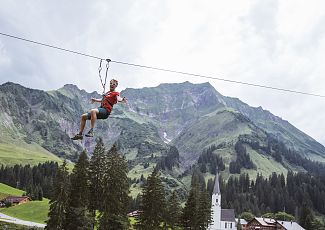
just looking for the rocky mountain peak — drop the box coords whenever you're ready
[61,84,81,92]
[1,81,19,87]
[1,81,33,91]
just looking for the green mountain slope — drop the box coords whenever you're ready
[222,96,325,161]
[0,142,62,166]
[1,81,325,196]
[123,81,325,161]
[0,183,24,199]
[172,109,292,179]
[173,110,260,163]
[0,82,83,160]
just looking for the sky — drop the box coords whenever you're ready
[0,0,325,145]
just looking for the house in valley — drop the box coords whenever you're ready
[245,217,305,230]
[1,196,31,206]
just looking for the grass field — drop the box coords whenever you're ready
[0,142,62,166]
[244,146,288,178]
[0,183,50,224]
[0,193,8,200]
[0,199,50,224]
[0,183,24,197]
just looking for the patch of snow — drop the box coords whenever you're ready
[163,132,172,143]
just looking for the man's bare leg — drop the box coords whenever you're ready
[71,113,88,140]
[79,113,88,134]
[85,109,99,137]
[90,109,99,129]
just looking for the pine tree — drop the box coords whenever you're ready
[64,151,92,230]
[38,186,44,201]
[89,138,106,227]
[99,144,130,230]
[197,190,211,229]
[207,178,214,197]
[182,172,200,229]
[137,168,166,229]
[300,204,314,230]
[165,191,182,229]
[182,170,211,229]
[46,160,70,230]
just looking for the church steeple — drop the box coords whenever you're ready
[209,168,222,229]
[213,170,220,195]
[209,168,236,230]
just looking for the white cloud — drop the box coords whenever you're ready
[0,0,325,145]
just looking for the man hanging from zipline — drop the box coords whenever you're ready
[71,78,127,140]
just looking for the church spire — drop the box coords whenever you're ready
[213,168,220,195]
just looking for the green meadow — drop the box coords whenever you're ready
[0,183,49,224]
[0,142,62,166]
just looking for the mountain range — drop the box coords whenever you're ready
[1,81,325,197]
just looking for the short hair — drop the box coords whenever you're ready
[110,79,118,86]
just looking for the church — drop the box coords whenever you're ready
[209,172,236,230]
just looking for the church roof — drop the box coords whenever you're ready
[213,171,220,194]
[221,209,235,222]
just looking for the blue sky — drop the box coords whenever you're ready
[1,0,325,145]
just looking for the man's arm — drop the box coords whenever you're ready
[91,98,102,103]
[117,95,128,103]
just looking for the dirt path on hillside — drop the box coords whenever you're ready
[0,212,46,228]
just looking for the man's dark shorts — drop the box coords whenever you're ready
[87,108,110,120]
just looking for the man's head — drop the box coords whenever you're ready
[109,79,118,91]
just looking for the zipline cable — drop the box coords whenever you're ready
[0,32,102,60]
[110,61,325,98]
[1,31,324,98]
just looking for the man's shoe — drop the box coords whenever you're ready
[71,133,83,140]
[85,130,94,137]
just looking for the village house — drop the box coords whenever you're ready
[1,196,31,206]
[236,218,248,229]
[245,217,276,230]
[276,220,306,230]
[244,217,305,230]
